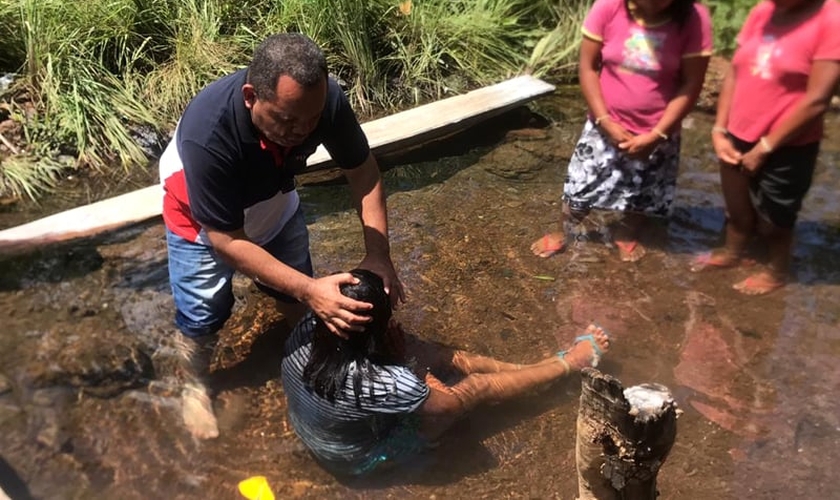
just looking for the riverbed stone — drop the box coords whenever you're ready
[481,137,558,180]
[0,373,11,395]
[22,342,154,398]
[0,376,22,426]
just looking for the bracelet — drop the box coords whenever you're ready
[712,126,728,135]
[594,114,610,126]
[759,136,773,154]
[652,128,668,141]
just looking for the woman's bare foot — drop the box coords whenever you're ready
[531,233,565,258]
[733,272,785,295]
[558,324,611,372]
[615,240,646,262]
[690,250,755,273]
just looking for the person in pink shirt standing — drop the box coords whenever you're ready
[692,0,840,294]
[531,0,712,262]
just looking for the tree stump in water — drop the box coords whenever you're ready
[575,368,678,500]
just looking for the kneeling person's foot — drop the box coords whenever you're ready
[557,324,611,372]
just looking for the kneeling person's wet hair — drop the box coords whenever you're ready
[303,269,395,407]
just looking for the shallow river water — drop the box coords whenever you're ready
[1,91,839,499]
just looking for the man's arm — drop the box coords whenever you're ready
[204,227,372,335]
[343,152,406,307]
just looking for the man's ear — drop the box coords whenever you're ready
[242,84,257,109]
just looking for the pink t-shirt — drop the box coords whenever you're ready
[728,0,840,145]
[582,0,713,134]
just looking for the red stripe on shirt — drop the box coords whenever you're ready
[162,170,202,242]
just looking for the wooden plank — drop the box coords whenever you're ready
[301,75,556,171]
[0,75,555,255]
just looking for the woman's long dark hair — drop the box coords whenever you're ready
[302,269,395,408]
[625,0,696,27]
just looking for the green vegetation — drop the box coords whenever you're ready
[707,0,753,55]
[0,0,748,202]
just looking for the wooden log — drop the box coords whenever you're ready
[0,75,555,256]
[575,368,678,500]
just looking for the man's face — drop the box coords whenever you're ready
[243,74,327,147]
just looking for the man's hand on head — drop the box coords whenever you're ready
[357,254,406,308]
[302,273,373,337]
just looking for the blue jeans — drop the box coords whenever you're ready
[166,207,313,337]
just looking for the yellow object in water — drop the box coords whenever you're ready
[238,476,275,500]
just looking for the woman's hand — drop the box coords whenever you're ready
[739,145,771,176]
[619,132,661,159]
[712,131,742,166]
[599,119,634,146]
[357,253,405,309]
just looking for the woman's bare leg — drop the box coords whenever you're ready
[531,203,572,258]
[691,164,758,271]
[718,165,755,258]
[733,220,791,295]
[613,212,647,262]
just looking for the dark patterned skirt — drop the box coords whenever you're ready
[563,119,681,217]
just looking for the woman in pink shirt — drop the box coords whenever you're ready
[531,0,712,262]
[692,0,840,294]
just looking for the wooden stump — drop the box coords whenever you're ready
[575,368,678,500]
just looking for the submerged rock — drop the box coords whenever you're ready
[482,128,560,180]
[22,344,154,399]
[0,373,11,396]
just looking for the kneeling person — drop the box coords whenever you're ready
[280,269,610,475]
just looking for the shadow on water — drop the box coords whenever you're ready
[1,89,840,499]
[0,455,34,500]
[0,246,104,291]
[0,220,164,292]
[297,106,551,223]
[339,392,573,490]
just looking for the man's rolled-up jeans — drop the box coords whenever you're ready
[166,207,313,338]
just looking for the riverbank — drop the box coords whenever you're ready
[0,0,591,203]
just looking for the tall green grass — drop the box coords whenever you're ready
[0,0,592,201]
[706,0,754,56]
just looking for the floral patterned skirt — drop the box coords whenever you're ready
[563,119,681,217]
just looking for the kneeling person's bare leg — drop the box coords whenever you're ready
[417,324,610,440]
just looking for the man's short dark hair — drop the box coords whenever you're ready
[247,33,328,100]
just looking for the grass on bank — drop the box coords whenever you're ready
[0,0,746,202]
